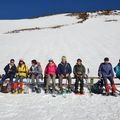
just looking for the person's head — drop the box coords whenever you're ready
[104,57,109,63]
[61,56,67,64]
[10,59,15,66]
[77,59,82,65]
[48,59,54,65]
[19,59,25,66]
[31,60,37,66]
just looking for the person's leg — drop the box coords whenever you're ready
[9,75,14,85]
[108,77,116,93]
[45,75,50,93]
[59,75,63,91]
[103,77,110,94]
[80,76,84,94]
[36,75,41,93]
[36,75,41,87]
[12,76,20,91]
[9,75,14,91]
[1,74,8,84]
[67,75,72,90]
[31,75,36,86]
[75,77,79,92]
[51,75,56,92]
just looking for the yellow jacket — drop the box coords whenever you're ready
[16,64,28,78]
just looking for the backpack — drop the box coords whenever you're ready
[91,80,104,94]
[1,80,11,93]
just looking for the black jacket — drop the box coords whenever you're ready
[4,64,17,77]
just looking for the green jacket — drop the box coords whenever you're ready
[73,64,86,76]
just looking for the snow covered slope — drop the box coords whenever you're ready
[0,10,120,120]
[0,10,120,76]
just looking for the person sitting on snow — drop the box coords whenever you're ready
[44,59,57,94]
[58,56,72,93]
[73,59,86,94]
[1,59,16,87]
[29,59,43,93]
[114,59,120,79]
[98,57,116,96]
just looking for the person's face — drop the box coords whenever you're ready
[49,61,53,65]
[10,61,14,66]
[62,58,66,63]
[105,61,109,64]
[20,61,24,65]
[77,61,81,65]
[32,62,35,67]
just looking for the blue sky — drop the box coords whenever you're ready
[0,0,120,19]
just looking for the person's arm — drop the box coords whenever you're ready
[68,63,72,74]
[44,65,48,76]
[73,66,76,75]
[11,65,17,75]
[82,65,86,76]
[110,64,114,77]
[98,63,102,77]
[4,64,8,74]
[114,66,116,73]
[57,64,61,75]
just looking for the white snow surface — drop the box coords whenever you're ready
[0,11,120,120]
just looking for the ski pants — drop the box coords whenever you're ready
[75,76,84,91]
[59,75,72,90]
[2,74,14,84]
[31,74,41,87]
[45,74,56,91]
[102,76,114,86]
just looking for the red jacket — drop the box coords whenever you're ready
[45,63,57,75]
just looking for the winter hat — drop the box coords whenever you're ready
[77,59,82,62]
[31,59,37,64]
[104,57,109,62]
[10,59,15,63]
[49,58,54,62]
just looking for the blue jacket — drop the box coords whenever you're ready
[114,63,120,77]
[58,62,72,75]
[98,63,114,77]
[4,64,17,77]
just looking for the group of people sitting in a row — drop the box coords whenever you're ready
[0,56,120,95]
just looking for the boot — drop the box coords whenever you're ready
[112,84,116,93]
[105,84,110,96]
